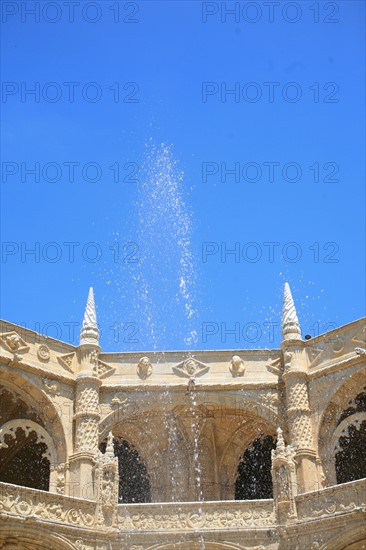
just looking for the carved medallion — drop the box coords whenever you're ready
[37,344,50,362]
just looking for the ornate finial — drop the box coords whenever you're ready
[105,432,115,460]
[276,427,286,452]
[80,287,99,345]
[282,282,301,341]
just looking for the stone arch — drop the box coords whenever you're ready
[100,398,194,502]
[318,367,366,486]
[151,543,247,550]
[0,418,56,491]
[0,524,75,549]
[323,525,366,550]
[100,411,173,503]
[0,369,68,462]
[219,411,277,500]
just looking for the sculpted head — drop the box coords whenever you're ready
[137,357,152,379]
[230,355,245,376]
[185,359,197,376]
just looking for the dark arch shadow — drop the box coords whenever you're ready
[100,436,151,503]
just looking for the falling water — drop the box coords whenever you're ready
[132,140,198,350]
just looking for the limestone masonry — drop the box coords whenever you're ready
[0,284,365,549]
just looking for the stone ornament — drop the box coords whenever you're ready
[173,358,209,379]
[0,419,56,463]
[97,359,115,379]
[282,282,301,340]
[57,352,75,372]
[229,355,245,377]
[137,357,153,379]
[37,344,51,362]
[80,287,99,345]
[0,331,29,353]
[42,377,60,396]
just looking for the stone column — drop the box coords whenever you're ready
[69,288,102,499]
[281,283,319,493]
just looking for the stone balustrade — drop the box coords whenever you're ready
[117,498,275,532]
[1,479,365,535]
[0,482,96,529]
[295,477,366,520]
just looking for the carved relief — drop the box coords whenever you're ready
[57,352,75,373]
[43,377,60,396]
[173,358,209,379]
[75,383,99,415]
[267,356,282,375]
[37,344,50,362]
[97,359,116,379]
[287,380,311,414]
[137,357,153,379]
[306,346,324,368]
[50,462,68,494]
[229,355,245,377]
[0,482,96,527]
[0,331,29,353]
[94,432,119,528]
[75,417,99,452]
[271,427,297,522]
[290,415,314,449]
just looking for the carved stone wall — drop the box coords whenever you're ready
[0,317,365,547]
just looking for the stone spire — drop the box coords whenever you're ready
[80,287,99,345]
[282,282,301,341]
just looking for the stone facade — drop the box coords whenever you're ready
[0,285,365,549]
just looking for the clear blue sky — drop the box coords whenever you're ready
[1,0,365,352]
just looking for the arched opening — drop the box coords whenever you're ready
[0,385,58,491]
[335,418,366,484]
[318,373,366,487]
[0,426,50,490]
[100,436,151,503]
[235,435,276,500]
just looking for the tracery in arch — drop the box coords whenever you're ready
[0,419,56,491]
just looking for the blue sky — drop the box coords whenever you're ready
[1,0,365,351]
